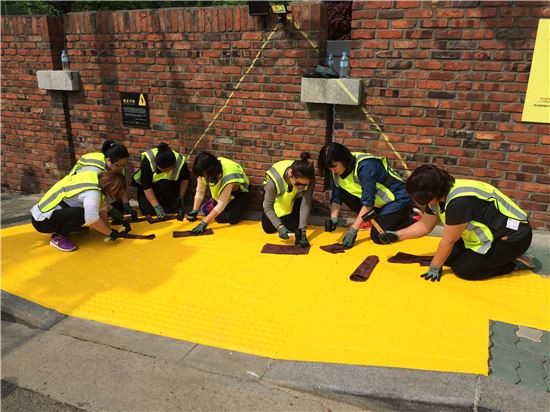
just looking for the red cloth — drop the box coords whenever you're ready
[261,244,310,255]
[172,229,214,238]
[387,252,433,266]
[320,243,346,254]
[349,255,379,282]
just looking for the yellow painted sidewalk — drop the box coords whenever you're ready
[2,221,548,375]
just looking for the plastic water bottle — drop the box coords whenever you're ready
[340,51,349,78]
[61,49,70,70]
[327,52,334,69]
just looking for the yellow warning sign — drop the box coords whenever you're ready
[522,19,550,124]
[138,94,146,106]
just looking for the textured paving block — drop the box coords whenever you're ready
[517,338,550,357]
[489,359,521,384]
[516,364,549,392]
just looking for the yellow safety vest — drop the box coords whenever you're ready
[133,148,186,184]
[205,157,249,202]
[69,153,107,176]
[264,160,308,217]
[37,171,103,213]
[434,179,528,254]
[333,152,403,208]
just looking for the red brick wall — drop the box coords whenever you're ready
[339,0,550,229]
[1,16,72,192]
[2,2,550,228]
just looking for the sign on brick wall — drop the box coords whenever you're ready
[121,92,150,128]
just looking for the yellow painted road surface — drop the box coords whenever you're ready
[2,221,548,374]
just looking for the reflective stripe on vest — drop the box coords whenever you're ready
[333,153,399,208]
[208,157,249,202]
[38,171,101,212]
[133,149,186,184]
[438,179,528,254]
[265,160,307,217]
[69,153,107,176]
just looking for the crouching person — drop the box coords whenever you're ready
[30,171,127,251]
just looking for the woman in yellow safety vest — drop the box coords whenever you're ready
[132,142,189,219]
[262,152,315,248]
[30,171,127,252]
[186,151,249,234]
[318,142,415,249]
[70,139,131,223]
[382,164,533,281]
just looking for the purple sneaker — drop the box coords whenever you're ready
[200,198,215,216]
[50,234,77,252]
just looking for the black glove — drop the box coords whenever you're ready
[176,196,185,209]
[109,207,124,224]
[325,217,338,232]
[108,229,119,241]
[123,203,133,214]
[186,210,199,222]
[379,231,399,244]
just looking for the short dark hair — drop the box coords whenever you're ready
[101,139,129,163]
[193,151,222,183]
[291,152,315,180]
[156,142,176,169]
[405,164,455,205]
[317,143,355,174]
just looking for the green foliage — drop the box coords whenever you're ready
[1,0,248,16]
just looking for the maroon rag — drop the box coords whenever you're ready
[349,255,379,282]
[320,243,346,254]
[118,233,156,240]
[387,252,434,266]
[172,229,214,238]
[147,215,178,224]
[261,244,310,255]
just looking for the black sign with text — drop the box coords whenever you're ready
[121,92,149,128]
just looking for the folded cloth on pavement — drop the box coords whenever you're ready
[387,252,434,266]
[173,229,214,238]
[320,243,346,254]
[350,255,379,282]
[261,244,310,255]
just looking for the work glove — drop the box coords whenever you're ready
[186,210,199,222]
[176,196,185,209]
[297,231,310,248]
[108,207,124,224]
[325,217,338,232]
[277,225,290,240]
[108,229,120,241]
[420,265,443,282]
[153,205,167,220]
[123,203,133,214]
[191,221,208,235]
[342,228,358,249]
[379,230,399,244]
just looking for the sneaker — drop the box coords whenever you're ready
[200,198,215,216]
[71,226,90,234]
[514,254,536,271]
[412,207,422,221]
[50,234,77,252]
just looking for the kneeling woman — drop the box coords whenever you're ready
[70,139,131,221]
[187,152,249,234]
[318,142,415,248]
[132,143,189,219]
[385,164,532,281]
[262,152,315,247]
[30,171,127,252]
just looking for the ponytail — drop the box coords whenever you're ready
[101,139,129,164]
[291,151,315,180]
[156,142,176,169]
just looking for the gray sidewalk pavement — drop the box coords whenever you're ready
[2,191,550,411]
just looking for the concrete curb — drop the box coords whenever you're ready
[3,292,548,411]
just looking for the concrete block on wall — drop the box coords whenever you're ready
[300,78,361,106]
[36,70,81,91]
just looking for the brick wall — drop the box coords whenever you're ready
[1,16,73,192]
[338,0,550,229]
[1,2,550,228]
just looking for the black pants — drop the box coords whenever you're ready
[262,197,302,234]
[136,180,180,216]
[31,207,85,237]
[214,190,249,224]
[445,228,532,280]
[340,189,416,244]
